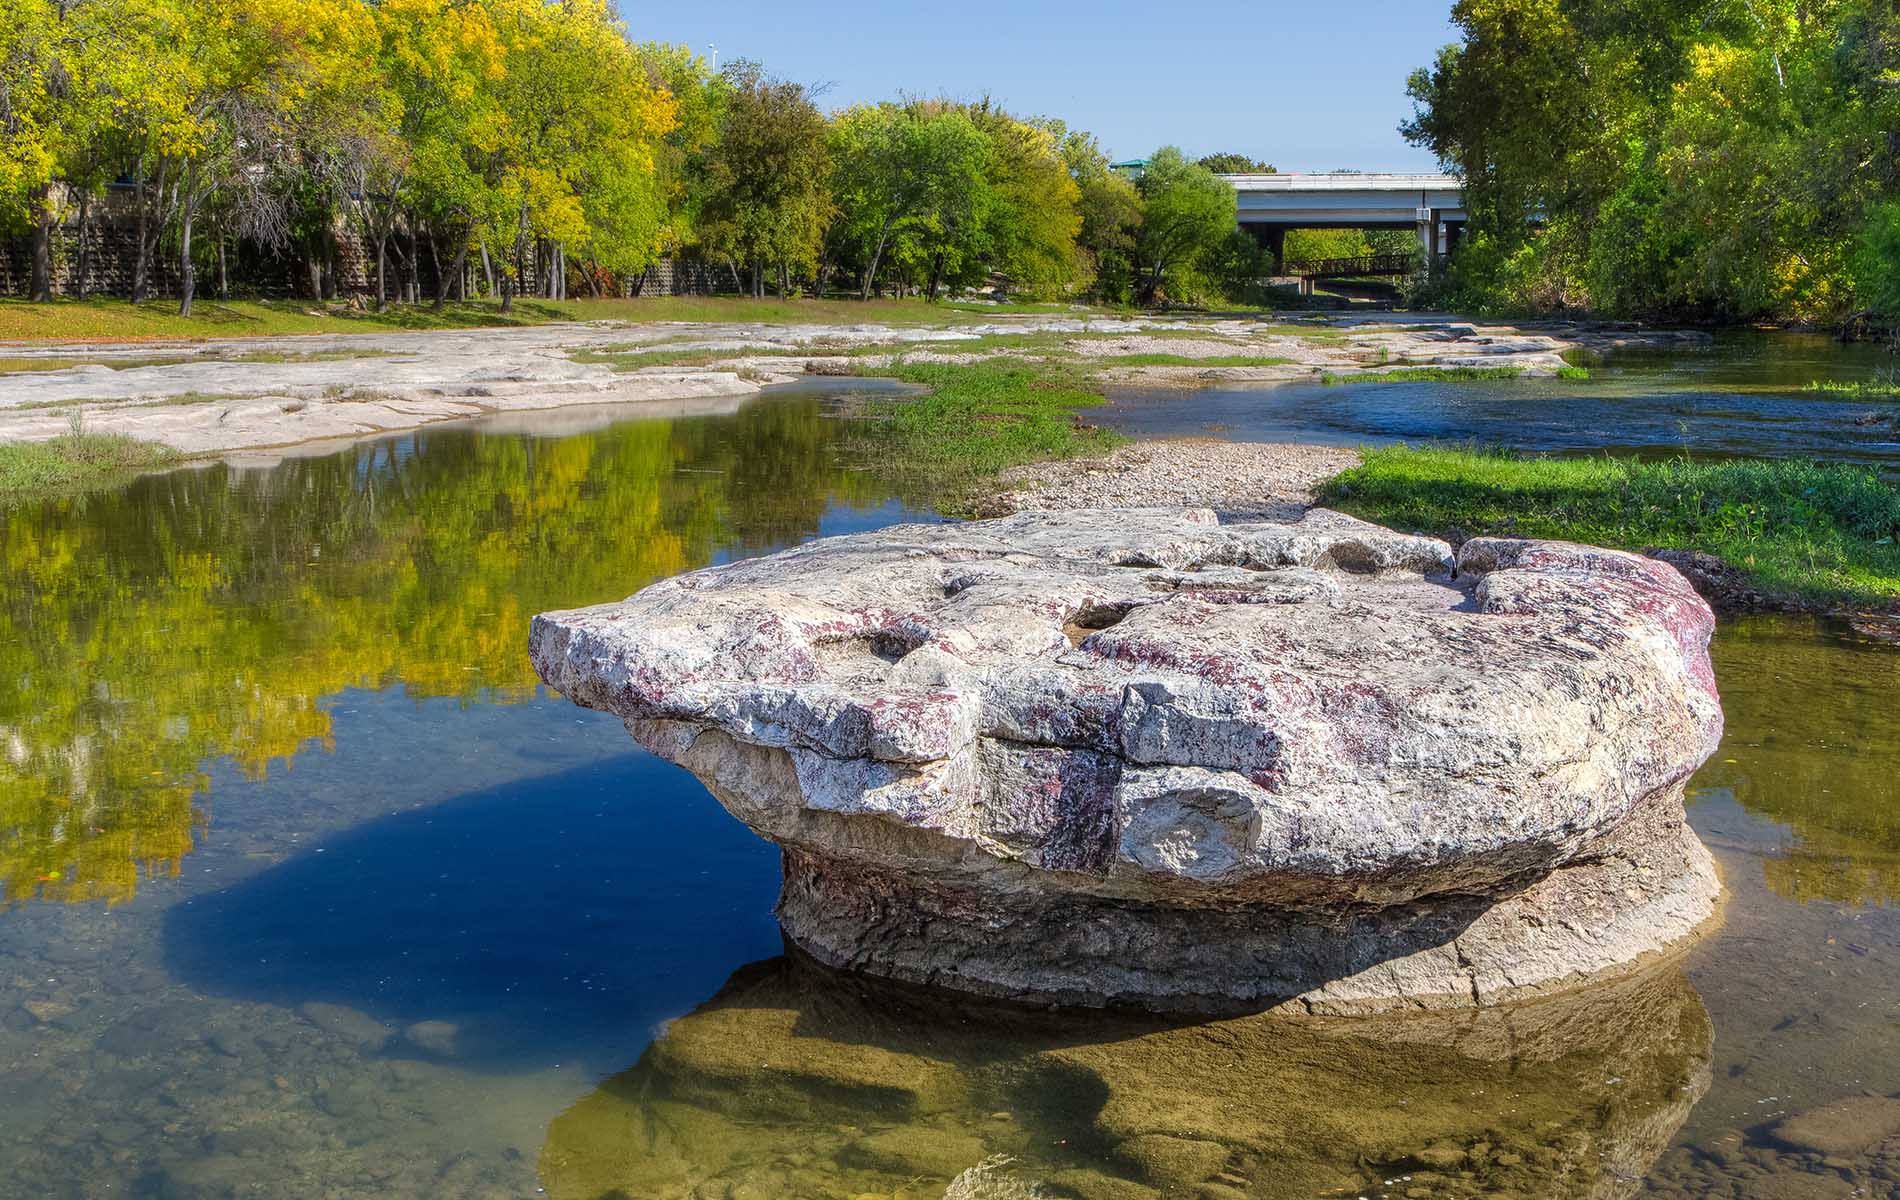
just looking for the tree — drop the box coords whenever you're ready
[966,106,1082,298]
[828,102,990,299]
[635,43,725,283]
[1133,146,1236,302]
[695,61,831,298]
[0,0,133,302]
[483,0,674,310]
[1401,0,1898,320]
[1197,152,1275,174]
[1051,125,1141,300]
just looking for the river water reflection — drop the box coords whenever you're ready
[0,371,1897,1198]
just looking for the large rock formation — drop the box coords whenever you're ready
[540,951,1714,1200]
[531,508,1724,1013]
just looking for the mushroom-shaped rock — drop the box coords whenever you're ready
[530,508,1724,1012]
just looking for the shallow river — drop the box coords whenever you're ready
[0,348,1896,1199]
[1097,331,1900,471]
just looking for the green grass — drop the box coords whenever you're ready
[1319,445,1900,609]
[0,431,179,499]
[1095,353,1296,368]
[569,345,827,371]
[0,296,1129,344]
[847,361,1123,507]
[1804,379,1900,398]
[1555,365,1593,380]
[1320,366,1524,385]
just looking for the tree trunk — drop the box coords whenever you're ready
[28,185,54,302]
[506,220,526,313]
[75,193,92,301]
[374,232,389,311]
[479,237,496,296]
[513,217,527,302]
[926,252,945,302]
[584,258,604,298]
[178,201,196,317]
[407,218,422,303]
[131,173,150,305]
[862,214,901,300]
[426,230,445,310]
[433,244,466,311]
[216,234,228,299]
[727,257,743,293]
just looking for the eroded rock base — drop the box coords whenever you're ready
[777,787,1721,1015]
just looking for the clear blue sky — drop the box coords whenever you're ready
[623,1,1456,171]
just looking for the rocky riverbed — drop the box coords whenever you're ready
[0,312,1705,457]
[983,438,1359,518]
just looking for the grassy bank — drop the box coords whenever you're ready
[0,296,1114,343]
[0,432,179,499]
[847,361,1122,505]
[1320,446,1900,609]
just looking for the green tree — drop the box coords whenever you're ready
[484,0,674,309]
[1132,146,1236,303]
[1405,0,1900,320]
[828,102,991,299]
[695,61,832,298]
[1196,152,1275,174]
[1051,126,1141,301]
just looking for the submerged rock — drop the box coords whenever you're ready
[531,507,1725,1012]
[538,952,1714,1200]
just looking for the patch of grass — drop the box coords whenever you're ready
[0,430,180,500]
[223,347,400,364]
[0,297,602,342]
[1097,353,1296,368]
[1318,445,1900,609]
[0,353,206,374]
[847,360,1123,508]
[1320,366,1524,385]
[1555,365,1593,380]
[1250,322,1355,341]
[568,344,858,371]
[1804,379,1900,398]
[0,295,1134,344]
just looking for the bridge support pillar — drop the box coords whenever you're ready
[1417,209,1438,269]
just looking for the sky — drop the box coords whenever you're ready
[624,1,1458,172]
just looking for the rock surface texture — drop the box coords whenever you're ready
[530,507,1726,1013]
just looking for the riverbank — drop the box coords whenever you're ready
[0,295,1106,343]
[982,436,1900,623]
[0,310,1697,497]
[1322,446,1900,616]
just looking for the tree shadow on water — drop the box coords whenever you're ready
[160,754,783,1074]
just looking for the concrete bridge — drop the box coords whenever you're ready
[1218,172,1466,273]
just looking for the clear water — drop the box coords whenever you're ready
[0,360,1897,1199]
[1095,331,1900,471]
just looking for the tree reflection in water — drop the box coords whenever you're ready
[0,396,893,906]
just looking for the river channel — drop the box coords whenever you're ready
[0,343,1895,1199]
